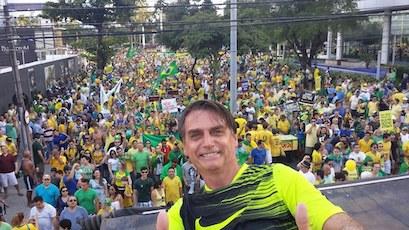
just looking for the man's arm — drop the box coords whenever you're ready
[323,213,363,230]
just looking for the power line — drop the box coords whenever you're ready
[6,0,346,12]
[4,10,409,33]
[0,12,392,42]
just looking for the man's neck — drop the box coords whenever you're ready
[201,163,241,190]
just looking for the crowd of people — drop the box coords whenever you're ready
[0,47,407,229]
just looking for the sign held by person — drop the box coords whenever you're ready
[161,98,178,113]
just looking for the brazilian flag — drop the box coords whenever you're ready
[159,61,179,79]
[143,134,169,147]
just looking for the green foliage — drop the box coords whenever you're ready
[270,0,357,69]
[359,51,372,68]
[223,0,275,54]
[42,0,133,71]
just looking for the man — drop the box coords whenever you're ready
[0,144,23,198]
[298,160,315,184]
[29,196,57,230]
[358,131,373,154]
[182,157,199,194]
[60,196,88,230]
[131,141,151,178]
[5,137,17,156]
[249,140,267,165]
[162,167,182,206]
[277,114,291,134]
[133,167,154,208]
[74,178,98,215]
[34,174,60,207]
[49,146,67,172]
[32,134,46,180]
[305,119,318,155]
[21,150,37,206]
[348,144,366,165]
[157,100,362,229]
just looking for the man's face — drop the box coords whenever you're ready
[183,110,238,174]
[141,169,148,179]
[81,181,89,190]
[42,175,51,186]
[168,168,175,178]
[353,145,360,153]
[137,142,144,151]
[35,201,44,210]
[68,196,77,208]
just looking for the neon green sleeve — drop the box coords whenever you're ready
[273,164,343,230]
[167,198,185,230]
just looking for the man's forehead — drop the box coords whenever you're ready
[185,111,227,130]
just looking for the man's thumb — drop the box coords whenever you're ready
[295,203,309,230]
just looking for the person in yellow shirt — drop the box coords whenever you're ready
[365,143,381,164]
[277,115,291,134]
[381,134,392,175]
[162,167,182,205]
[50,147,67,172]
[65,140,78,162]
[5,137,17,156]
[270,129,285,162]
[235,114,247,138]
[82,136,95,153]
[358,132,373,154]
[311,143,323,172]
[92,143,105,166]
[367,97,378,117]
[257,123,274,154]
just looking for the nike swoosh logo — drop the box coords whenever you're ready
[195,208,245,229]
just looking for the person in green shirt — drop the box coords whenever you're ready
[160,159,183,181]
[74,178,98,215]
[131,142,151,174]
[236,140,249,166]
[399,156,409,174]
[0,222,11,230]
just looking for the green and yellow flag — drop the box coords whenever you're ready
[126,47,137,59]
[160,61,179,79]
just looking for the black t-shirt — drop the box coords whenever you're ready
[133,177,154,202]
[32,140,43,165]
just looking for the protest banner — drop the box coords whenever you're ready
[161,98,178,113]
[379,110,394,132]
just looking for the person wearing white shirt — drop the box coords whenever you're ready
[401,127,409,144]
[29,196,57,230]
[298,161,316,184]
[348,144,367,164]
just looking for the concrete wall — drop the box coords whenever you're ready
[0,55,79,113]
[357,0,409,10]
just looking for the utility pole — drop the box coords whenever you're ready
[229,0,237,114]
[3,1,31,156]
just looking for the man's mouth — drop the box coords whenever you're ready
[199,151,221,159]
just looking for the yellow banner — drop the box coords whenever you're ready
[379,110,394,132]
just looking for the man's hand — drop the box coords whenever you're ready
[295,204,309,230]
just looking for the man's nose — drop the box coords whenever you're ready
[202,132,215,147]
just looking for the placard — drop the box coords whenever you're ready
[379,110,393,132]
[161,98,178,113]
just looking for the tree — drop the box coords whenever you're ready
[159,0,227,99]
[224,0,275,55]
[270,0,357,70]
[42,0,133,73]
